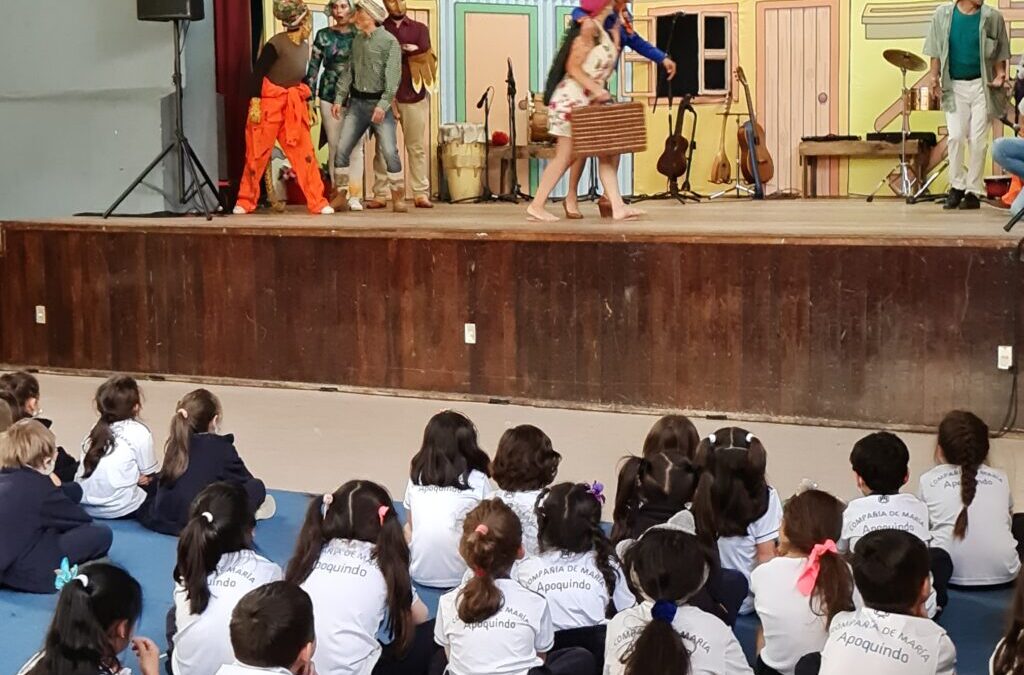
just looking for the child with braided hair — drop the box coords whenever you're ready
[919,410,1021,586]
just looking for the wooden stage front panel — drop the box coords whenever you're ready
[1,201,1021,429]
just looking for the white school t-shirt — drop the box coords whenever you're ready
[819,608,956,675]
[751,556,863,675]
[404,470,492,587]
[493,489,543,556]
[604,602,752,675]
[840,493,931,553]
[215,664,293,675]
[17,652,131,675]
[919,464,1021,585]
[301,538,391,675]
[172,550,284,675]
[718,486,783,615]
[76,419,158,519]
[435,578,554,675]
[515,549,636,630]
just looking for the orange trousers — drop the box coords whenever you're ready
[236,79,328,214]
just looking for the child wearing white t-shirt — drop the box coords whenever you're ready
[751,490,856,675]
[516,482,635,667]
[170,482,283,675]
[75,376,158,519]
[403,411,493,588]
[692,427,782,615]
[435,499,595,675]
[215,582,316,675]
[491,424,562,556]
[919,410,1021,586]
[285,480,432,675]
[991,571,1024,674]
[842,432,948,616]
[605,510,752,675]
[819,529,956,675]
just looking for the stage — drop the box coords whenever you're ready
[1,198,1021,431]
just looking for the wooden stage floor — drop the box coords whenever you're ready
[15,198,1017,247]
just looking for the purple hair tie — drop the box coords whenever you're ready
[587,481,605,504]
[652,600,677,623]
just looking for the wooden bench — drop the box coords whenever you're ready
[799,139,930,197]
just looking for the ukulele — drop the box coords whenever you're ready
[709,90,733,184]
[656,94,693,181]
[735,66,774,198]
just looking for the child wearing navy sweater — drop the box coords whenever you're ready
[2,370,79,482]
[0,419,112,593]
[138,389,271,535]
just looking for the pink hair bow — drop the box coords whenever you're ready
[796,539,837,596]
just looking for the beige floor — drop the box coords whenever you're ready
[25,372,1024,513]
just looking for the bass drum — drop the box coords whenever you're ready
[528,92,555,144]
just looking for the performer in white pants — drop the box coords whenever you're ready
[924,0,1009,210]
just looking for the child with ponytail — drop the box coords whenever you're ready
[491,424,562,556]
[138,389,271,535]
[170,482,283,675]
[919,410,1020,586]
[2,370,79,481]
[605,511,752,675]
[750,490,855,675]
[76,376,159,519]
[434,499,595,675]
[404,411,492,588]
[285,480,431,675]
[516,482,635,664]
[18,562,160,675]
[992,571,1024,674]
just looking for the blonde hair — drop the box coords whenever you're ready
[0,419,57,470]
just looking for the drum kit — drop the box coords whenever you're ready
[866,48,941,202]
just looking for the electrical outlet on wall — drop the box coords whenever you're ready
[34,306,46,325]
[998,345,1014,370]
[464,323,477,345]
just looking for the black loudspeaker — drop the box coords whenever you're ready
[137,0,205,21]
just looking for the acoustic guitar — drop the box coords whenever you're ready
[709,91,733,184]
[735,66,774,198]
[656,94,693,181]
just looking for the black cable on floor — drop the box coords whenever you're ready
[993,236,1024,437]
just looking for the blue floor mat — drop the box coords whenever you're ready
[0,490,1010,674]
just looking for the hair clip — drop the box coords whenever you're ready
[707,433,716,445]
[54,557,79,591]
[321,493,334,518]
[586,481,606,504]
[201,511,214,524]
[474,523,489,536]
[645,509,697,537]
[652,599,677,624]
[177,408,189,420]
[378,505,389,526]
[745,432,754,444]
[473,566,487,577]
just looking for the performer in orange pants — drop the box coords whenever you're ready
[235,0,333,215]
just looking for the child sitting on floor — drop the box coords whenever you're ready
[991,569,1024,674]
[0,419,112,594]
[18,562,161,675]
[2,370,79,481]
[170,482,283,675]
[819,529,956,674]
[403,410,492,588]
[215,582,317,675]
[76,375,159,519]
[491,424,562,556]
[138,388,272,535]
[919,410,1021,586]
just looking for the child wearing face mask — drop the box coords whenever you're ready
[0,419,112,593]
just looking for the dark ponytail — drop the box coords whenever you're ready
[174,482,253,615]
[692,427,769,538]
[285,481,415,652]
[28,563,143,675]
[82,375,142,479]
[993,572,1024,675]
[938,410,990,540]
[162,389,221,485]
[610,456,642,544]
[457,499,522,623]
[611,452,700,544]
[623,611,690,675]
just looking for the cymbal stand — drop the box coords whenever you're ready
[867,64,916,202]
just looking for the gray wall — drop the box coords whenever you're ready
[0,0,220,219]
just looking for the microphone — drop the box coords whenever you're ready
[506,57,517,97]
[476,86,493,110]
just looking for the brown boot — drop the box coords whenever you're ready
[391,190,408,213]
[364,198,387,209]
[329,187,350,212]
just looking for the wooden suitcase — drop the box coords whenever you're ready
[570,102,647,159]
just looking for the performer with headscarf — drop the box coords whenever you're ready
[235,0,332,215]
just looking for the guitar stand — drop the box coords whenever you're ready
[634,102,702,205]
[710,118,755,199]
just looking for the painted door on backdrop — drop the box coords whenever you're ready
[759,2,838,196]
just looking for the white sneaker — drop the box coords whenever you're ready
[255,494,277,521]
[319,205,335,215]
[232,205,248,215]
[348,198,363,212]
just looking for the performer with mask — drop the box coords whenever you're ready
[235,0,333,215]
[562,0,676,219]
[307,0,366,211]
[330,0,407,213]
[924,0,1009,210]
[361,0,437,210]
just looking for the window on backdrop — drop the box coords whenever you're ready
[653,12,730,98]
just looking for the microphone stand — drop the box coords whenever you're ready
[474,87,496,203]
[498,58,532,202]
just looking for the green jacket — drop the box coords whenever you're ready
[923,2,1010,118]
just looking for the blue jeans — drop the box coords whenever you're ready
[993,137,1024,215]
[335,98,401,176]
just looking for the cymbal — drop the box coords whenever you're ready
[883,48,927,72]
